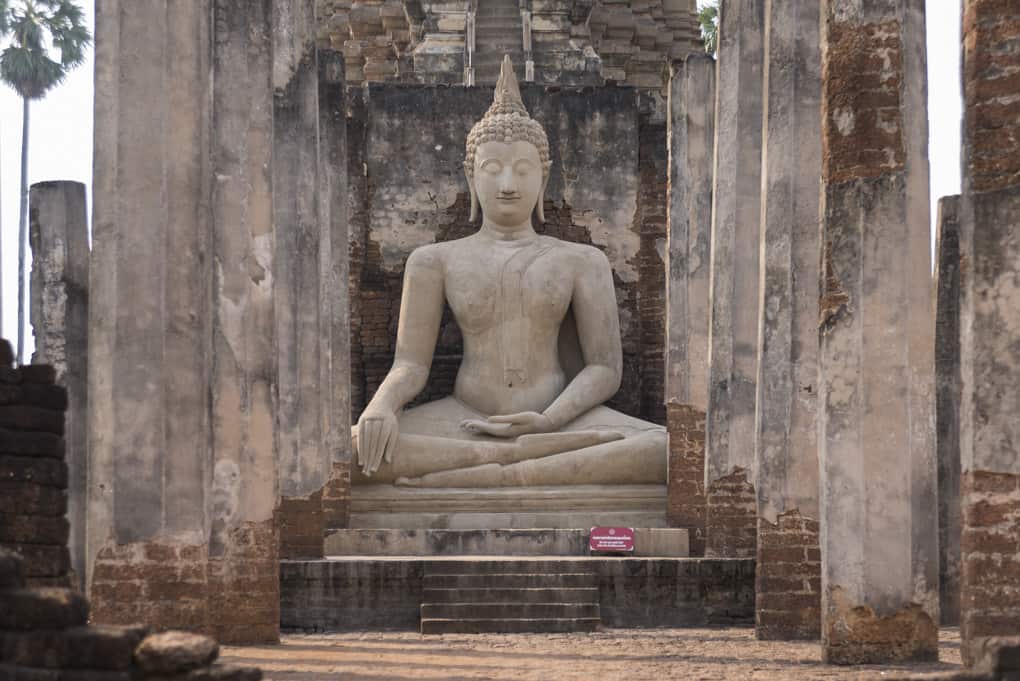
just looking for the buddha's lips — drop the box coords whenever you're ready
[498,195,521,201]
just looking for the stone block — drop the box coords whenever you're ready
[0,513,69,545]
[134,632,219,675]
[0,429,64,458]
[0,588,88,630]
[0,455,68,488]
[0,547,24,588]
[0,482,66,516]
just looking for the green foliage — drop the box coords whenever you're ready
[0,0,90,99]
[697,0,718,55]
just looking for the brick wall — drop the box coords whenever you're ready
[705,468,756,559]
[755,511,821,640]
[961,471,1020,664]
[0,341,71,589]
[666,403,706,555]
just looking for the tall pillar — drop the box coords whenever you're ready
[665,53,715,556]
[207,0,278,646]
[28,181,89,592]
[959,0,1020,665]
[704,0,763,559]
[754,0,821,641]
[273,0,336,558]
[935,195,962,628]
[818,0,937,664]
[318,51,353,534]
[87,0,279,644]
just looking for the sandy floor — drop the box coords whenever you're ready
[222,627,963,681]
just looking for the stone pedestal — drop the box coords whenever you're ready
[665,53,714,555]
[28,181,89,591]
[88,0,279,644]
[704,0,763,559]
[959,0,1020,665]
[754,0,822,641]
[935,195,962,627]
[818,0,937,664]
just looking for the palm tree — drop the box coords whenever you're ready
[0,0,90,364]
[697,0,719,55]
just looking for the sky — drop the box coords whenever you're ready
[0,3,963,357]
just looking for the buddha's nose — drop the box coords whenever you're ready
[499,171,517,195]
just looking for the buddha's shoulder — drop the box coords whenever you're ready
[404,242,450,269]
[547,239,611,266]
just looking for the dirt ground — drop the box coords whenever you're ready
[221,627,963,681]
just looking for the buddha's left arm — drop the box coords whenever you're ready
[541,247,623,429]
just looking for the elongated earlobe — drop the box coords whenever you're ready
[536,176,549,224]
[467,172,479,222]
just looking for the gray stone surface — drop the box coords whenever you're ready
[935,195,962,627]
[273,0,331,516]
[281,556,754,631]
[755,0,821,527]
[28,180,89,591]
[705,0,764,494]
[89,0,213,558]
[818,0,938,664]
[666,53,714,412]
[349,484,669,529]
[324,528,689,557]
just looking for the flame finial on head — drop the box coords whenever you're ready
[488,55,528,118]
[464,56,552,222]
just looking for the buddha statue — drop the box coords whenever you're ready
[353,56,667,488]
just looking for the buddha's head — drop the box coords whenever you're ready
[464,56,552,228]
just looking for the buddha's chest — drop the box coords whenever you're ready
[444,246,573,334]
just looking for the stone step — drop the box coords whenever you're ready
[423,572,598,589]
[475,21,523,33]
[422,587,599,604]
[421,601,600,620]
[475,4,522,19]
[421,617,600,634]
[423,558,599,574]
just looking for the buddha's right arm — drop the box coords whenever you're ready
[363,247,446,415]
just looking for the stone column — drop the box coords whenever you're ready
[958,0,1020,665]
[273,0,331,559]
[318,51,353,534]
[704,0,763,559]
[935,195,961,628]
[818,0,937,664]
[207,0,278,646]
[754,0,821,641]
[87,0,279,644]
[665,53,714,556]
[28,181,89,592]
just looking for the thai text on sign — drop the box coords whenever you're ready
[589,526,635,553]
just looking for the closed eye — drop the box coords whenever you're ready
[480,159,503,174]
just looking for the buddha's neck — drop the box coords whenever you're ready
[479,220,537,242]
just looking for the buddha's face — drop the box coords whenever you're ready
[472,140,544,228]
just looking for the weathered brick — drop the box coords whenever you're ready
[0,483,66,516]
[0,514,69,545]
[0,588,88,630]
[0,406,64,435]
[4,544,70,578]
[0,429,64,458]
[0,455,68,487]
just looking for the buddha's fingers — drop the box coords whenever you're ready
[511,430,625,462]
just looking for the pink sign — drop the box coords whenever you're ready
[589,526,635,553]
